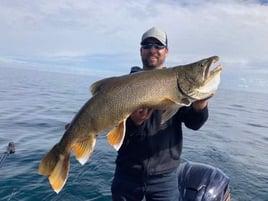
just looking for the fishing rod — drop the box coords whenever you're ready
[0,142,18,201]
[0,142,15,168]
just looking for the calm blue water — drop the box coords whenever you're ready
[0,66,267,201]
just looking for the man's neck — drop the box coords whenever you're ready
[143,65,163,70]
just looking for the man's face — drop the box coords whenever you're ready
[140,38,168,70]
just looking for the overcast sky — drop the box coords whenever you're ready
[0,0,267,93]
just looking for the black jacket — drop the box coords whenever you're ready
[114,67,208,177]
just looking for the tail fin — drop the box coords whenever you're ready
[38,144,70,194]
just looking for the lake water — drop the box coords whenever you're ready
[0,66,267,201]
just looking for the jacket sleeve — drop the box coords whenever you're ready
[176,104,209,130]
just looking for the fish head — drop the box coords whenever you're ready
[176,56,223,100]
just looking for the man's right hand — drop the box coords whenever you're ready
[130,108,153,125]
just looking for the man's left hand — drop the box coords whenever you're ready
[192,95,213,112]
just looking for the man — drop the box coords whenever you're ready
[111,27,210,201]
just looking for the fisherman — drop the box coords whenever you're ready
[111,27,212,201]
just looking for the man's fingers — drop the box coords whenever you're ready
[144,108,153,119]
[130,108,153,125]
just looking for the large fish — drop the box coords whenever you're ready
[38,56,222,193]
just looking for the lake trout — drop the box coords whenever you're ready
[38,56,222,193]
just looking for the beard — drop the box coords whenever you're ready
[142,54,165,69]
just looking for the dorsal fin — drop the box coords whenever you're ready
[90,77,117,95]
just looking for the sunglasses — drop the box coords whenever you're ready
[141,43,166,50]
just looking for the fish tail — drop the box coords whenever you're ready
[38,144,70,194]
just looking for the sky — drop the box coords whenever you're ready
[0,0,268,93]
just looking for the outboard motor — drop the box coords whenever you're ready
[178,161,230,201]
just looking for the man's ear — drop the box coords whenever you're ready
[165,47,169,56]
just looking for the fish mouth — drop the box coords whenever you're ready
[204,56,222,81]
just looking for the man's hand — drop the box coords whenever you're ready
[192,95,213,112]
[130,108,153,125]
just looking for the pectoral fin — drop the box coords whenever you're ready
[160,97,191,124]
[161,106,180,124]
[107,120,126,151]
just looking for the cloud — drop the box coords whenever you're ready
[0,0,267,91]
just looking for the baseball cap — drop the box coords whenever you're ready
[140,27,168,46]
